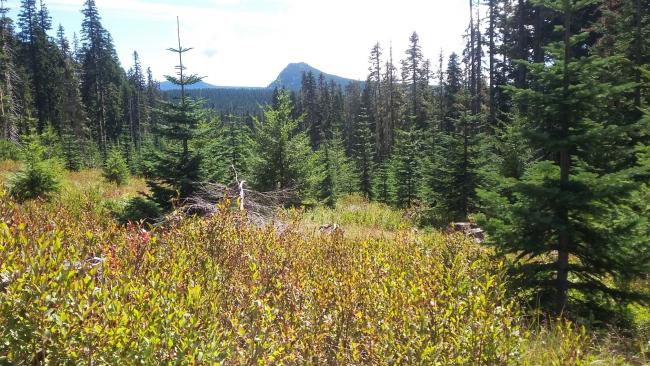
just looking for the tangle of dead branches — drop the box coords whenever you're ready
[184,166,298,226]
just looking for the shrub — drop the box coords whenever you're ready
[102,147,130,186]
[117,196,162,225]
[0,192,601,365]
[8,141,62,202]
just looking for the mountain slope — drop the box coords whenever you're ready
[268,62,363,91]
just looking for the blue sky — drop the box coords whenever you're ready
[6,0,472,87]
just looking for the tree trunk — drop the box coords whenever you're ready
[556,1,572,315]
[469,0,477,114]
[489,0,496,125]
[516,0,527,112]
[0,87,6,139]
[634,0,642,109]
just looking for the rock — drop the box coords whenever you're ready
[319,224,344,235]
[449,222,484,243]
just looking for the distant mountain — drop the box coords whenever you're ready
[159,80,219,91]
[268,62,363,91]
[159,63,363,114]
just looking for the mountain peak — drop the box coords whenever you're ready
[268,63,362,91]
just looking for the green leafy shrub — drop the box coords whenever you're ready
[102,147,130,186]
[0,190,598,365]
[116,196,162,224]
[8,141,62,202]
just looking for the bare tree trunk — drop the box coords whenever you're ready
[0,87,7,139]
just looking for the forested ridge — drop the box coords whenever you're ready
[1,0,650,363]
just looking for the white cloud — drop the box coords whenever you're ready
[15,0,474,86]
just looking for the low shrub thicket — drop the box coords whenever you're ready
[0,191,593,365]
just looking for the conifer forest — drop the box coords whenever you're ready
[0,0,649,364]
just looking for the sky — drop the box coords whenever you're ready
[6,0,472,87]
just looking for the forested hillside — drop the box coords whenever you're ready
[1,0,649,364]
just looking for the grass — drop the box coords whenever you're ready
[0,165,646,365]
[300,194,417,240]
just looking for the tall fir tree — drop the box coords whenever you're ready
[389,125,421,208]
[55,25,87,170]
[79,0,124,154]
[352,105,375,199]
[300,71,319,148]
[0,0,20,141]
[251,90,313,195]
[401,31,431,130]
[342,81,362,155]
[198,113,253,184]
[478,0,650,316]
[144,18,203,209]
[382,44,402,155]
[18,0,61,132]
[313,131,357,207]
[367,42,386,156]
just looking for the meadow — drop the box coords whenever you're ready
[0,168,646,365]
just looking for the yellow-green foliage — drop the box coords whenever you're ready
[303,194,410,239]
[0,189,593,365]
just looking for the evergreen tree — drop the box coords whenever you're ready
[444,52,464,132]
[401,32,431,130]
[127,51,146,149]
[0,0,20,141]
[55,25,87,170]
[367,43,385,156]
[251,90,313,196]
[102,146,129,185]
[300,71,319,148]
[382,44,402,154]
[478,0,650,315]
[316,73,331,144]
[352,105,375,198]
[426,110,481,224]
[145,66,160,144]
[595,0,650,121]
[9,138,62,202]
[144,18,203,209]
[389,125,420,208]
[79,0,125,154]
[313,130,357,207]
[372,158,392,204]
[342,81,362,155]
[18,0,61,132]
[198,114,253,184]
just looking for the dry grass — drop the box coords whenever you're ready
[0,160,21,180]
[0,161,148,203]
[63,169,148,200]
[299,194,414,240]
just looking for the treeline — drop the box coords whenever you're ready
[0,0,161,168]
[1,0,649,319]
[166,87,274,117]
